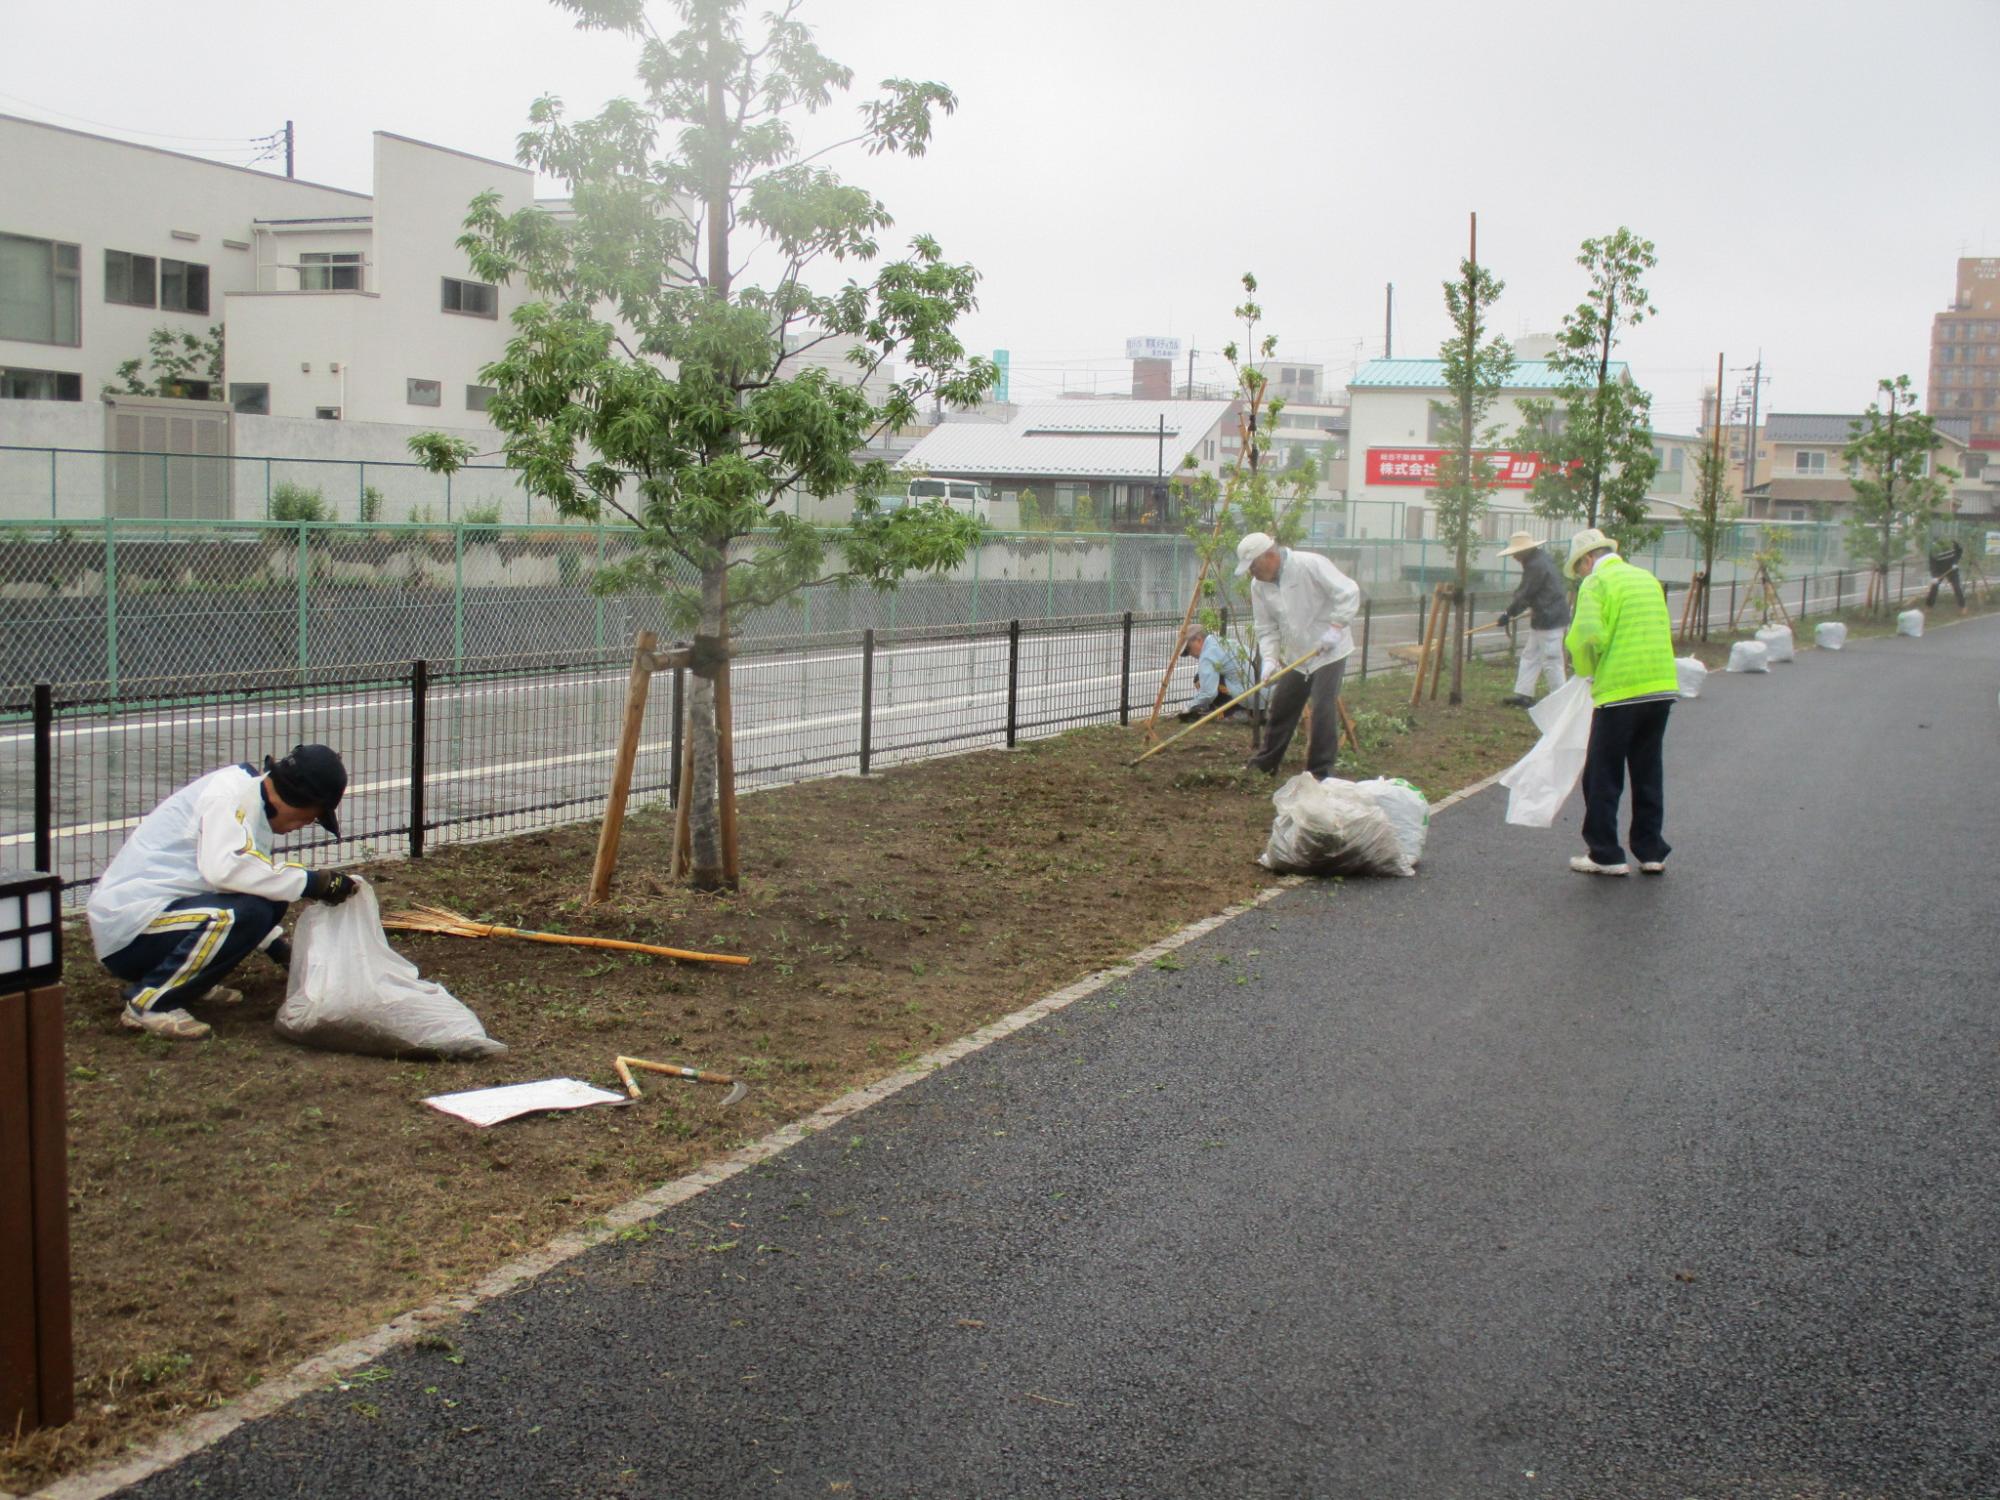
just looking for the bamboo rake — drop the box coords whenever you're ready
[1129,647,1321,766]
[383,905,751,966]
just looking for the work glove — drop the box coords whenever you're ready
[306,870,358,905]
[1496,613,1511,629]
[1317,624,1347,652]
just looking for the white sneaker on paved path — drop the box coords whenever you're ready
[1569,855,1629,876]
[1638,861,1667,875]
[121,1005,212,1040]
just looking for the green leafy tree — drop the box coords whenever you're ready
[1683,432,1735,641]
[1430,229,1514,704]
[1017,487,1040,530]
[106,325,225,400]
[1175,275,1321,678]
[1516,228,1659,553]
[1842,375,1955,615]
[410,0,995,890]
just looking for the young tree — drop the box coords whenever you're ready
[412,0,996,891]
[1516,228,1660,553]
[1683,429,1735,641]
[1430,219,1514,705]
[1842,375,1955,614]
[106,325,224,400]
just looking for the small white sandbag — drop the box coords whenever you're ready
[1726,640,1770,674]
[278,879,506,1059]
[1258,774,1407,877]
[1354,777,1429,876]
[1755,624,1795,663]
[1675,656,1708,699]
[1897,609,1924,638]
[1815,621,1847,651]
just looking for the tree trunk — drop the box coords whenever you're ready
[685,560,727,890]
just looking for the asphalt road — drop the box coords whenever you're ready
[67,613,2000,1499]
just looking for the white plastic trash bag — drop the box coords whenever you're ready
[1675,656,1708,699]
[1497,674,1595,829]
[1898,609,1924,638]
[1258,774,1408,877]
[277,879,506,1059]
[1726,640,1770,674]
[1815,621,1847,651]
[1755,624,1795,663]
[1354,777,1429,876]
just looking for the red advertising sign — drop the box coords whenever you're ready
[1365,447,1555,488]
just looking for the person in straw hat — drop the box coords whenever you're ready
[1562,528,1678,877]
[1494,530,1571,706]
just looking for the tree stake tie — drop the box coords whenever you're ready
[383,905,751,966]
[615,1055,748,1108]
[1129,647,1321,766]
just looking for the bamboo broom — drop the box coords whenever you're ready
[383,904,751,967]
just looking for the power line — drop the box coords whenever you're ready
[0,91,274,149]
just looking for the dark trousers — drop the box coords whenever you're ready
[101,892,287,1013]
[1927,568,1965,608]
[1248,658,1346,779]
[1581,699,1672,865]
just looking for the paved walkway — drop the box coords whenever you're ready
[94,615,2000,1499]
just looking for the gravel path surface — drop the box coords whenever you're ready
[100,615,2000,1499]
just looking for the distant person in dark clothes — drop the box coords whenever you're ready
[1494,530,1571,706]
[1927,536,1966,609]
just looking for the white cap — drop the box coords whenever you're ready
[1235,532,1277,576]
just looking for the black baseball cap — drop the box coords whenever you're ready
[265,744,347,837]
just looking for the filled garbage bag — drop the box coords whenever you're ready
[1815,621,1848,651]
[1675,656,1709,699]
[1755,624,1795,663]
[1497,674,1595,829]
[277,878,506,1059]
[1259,774,1408,877]
[1727,640,1770,673]
[1897,609,1924,638]
[1354,777,1429,876]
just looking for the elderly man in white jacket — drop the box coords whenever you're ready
[1238,532,1362,778]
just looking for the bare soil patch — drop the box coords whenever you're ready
[7,657,1537,1491]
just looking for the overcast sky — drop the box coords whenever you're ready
[7,0,1994,432]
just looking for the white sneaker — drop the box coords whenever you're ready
[1637,861,1667,875]
[121,1005,212,1040]
[1570,855,1629,877]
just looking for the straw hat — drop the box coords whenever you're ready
[1497,530,1540,559]
[1563,527,1617,580]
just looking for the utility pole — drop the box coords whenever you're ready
[1184,346,1197,399]
[1738,353,1766,514]
[1384,283,1394,359]
[284,119,294,179]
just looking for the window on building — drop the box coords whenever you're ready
[229,383,270,415]
[407,378,442,407]
[441,277,498,318]
[466,383,497,412]
[1794,450,1827,475]
[0,233,82,345]
[315,405,342,420]
[160,258,209,314]
[0,366,82,400]
[299,251,364,291]
[104,249,158,307]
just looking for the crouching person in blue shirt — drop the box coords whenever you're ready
[1177,625,1254,722]
[86,744,359,1040]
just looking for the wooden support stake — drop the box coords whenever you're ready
[715,608,740,890]
[1337,697,1361,755]
[589,629,658,904]
[1428,585,1449,701]
[1408,586,1443,708]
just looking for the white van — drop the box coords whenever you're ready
[902,478,993,521]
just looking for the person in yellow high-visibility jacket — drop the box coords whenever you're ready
[1563,529,1679,877]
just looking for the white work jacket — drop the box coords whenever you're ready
[86,764,312,958]
[1250,547,1362,679]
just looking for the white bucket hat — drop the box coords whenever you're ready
[1564,527,1617,580]
[1498,530,1540,559]
[1235,532,1277,576]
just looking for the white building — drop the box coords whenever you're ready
[0,114,537,518]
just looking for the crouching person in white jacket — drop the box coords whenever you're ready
[86,744,359,1040]
[1237,532,1361,780]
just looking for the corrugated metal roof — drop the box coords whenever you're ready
[1767,413,1974,445]
[1350,358,1628,391]
[899,400,1234,479]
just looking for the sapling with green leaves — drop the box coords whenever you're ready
[1841,376,1955,616]
[409,0,996,890]
[1430,221,1514,705]
[106,325,225,401]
